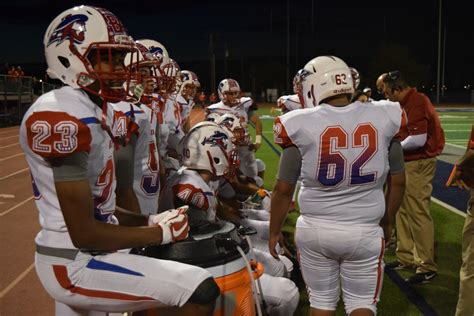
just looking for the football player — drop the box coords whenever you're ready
[113,41,161,215]
[277,69,307,113]
[207,78,263,180]
[177,70,200,134]
[270,55,406,316]
[20,6,218,315]
[160,122,299,315]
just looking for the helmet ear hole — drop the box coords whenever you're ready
[213,157,220,164]
[58,56,70,68]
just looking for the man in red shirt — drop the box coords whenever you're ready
[382,70,445,284]
[451,125,474,316]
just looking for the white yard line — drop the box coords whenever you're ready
[0,135,19,140]
[0,263,35,298]
[0,153,24,162]
[0,196,34,217]
[432,197,467,218]
[0,142,19,149]
[0,168,29,181]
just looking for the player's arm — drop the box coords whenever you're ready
[380,138,406,241]
[269,145,301,259]
[114,134,141,214]
[51,153,164,250]
[249,112,262,151]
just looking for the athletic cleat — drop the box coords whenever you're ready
[405,271,437,284]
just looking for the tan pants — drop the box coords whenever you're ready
[456,191,474,316]
[395,157,438,273]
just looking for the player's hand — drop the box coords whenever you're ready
[249,142,261,152]
[268,233,281,260]
[152,206,190,244]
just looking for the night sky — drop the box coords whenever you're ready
[0,0,471,96]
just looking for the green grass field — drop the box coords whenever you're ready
[251,107,472,315]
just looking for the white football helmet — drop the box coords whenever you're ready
[300,56,354,107]
[179,70,200,101]
[292,69,310,107]
[350,67,361,89]
[179,122,238,177]
[215,113,250,146]
[124,41,161,99]
[136,39,170,66]
[44,5,138,101]
[218,78,241,106]
[160,58,181,94]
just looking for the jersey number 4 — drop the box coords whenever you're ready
[317,123,378,186]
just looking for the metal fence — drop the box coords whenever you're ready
[0,74,59,123]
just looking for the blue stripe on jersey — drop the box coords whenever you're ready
[86,258,144,276]
[204,191,214,196]
[125,110,144,116]
[80,117,101,125]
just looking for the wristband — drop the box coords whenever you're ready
[255,135,262,144]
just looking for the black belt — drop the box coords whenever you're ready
[36,245,79,260]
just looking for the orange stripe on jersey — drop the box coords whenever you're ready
[372,238,385,304]
[172,183,210,211]
[25,111,91,158]
[52,265,158,302]
[273,117,294,148]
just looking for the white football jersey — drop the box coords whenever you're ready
[20,86,127,249]
[207,97,254,126]
[160,168,218,222]
[273,100,402,225]
[112,102,160,215]
[277,94,303,112]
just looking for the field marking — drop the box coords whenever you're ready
[0,263,35,298]
[432,197,467,218]
[0,168,29,181]
[0,153,24,162]
[0,196,34,216]
[0,135,19,140]
[0,142,19,149]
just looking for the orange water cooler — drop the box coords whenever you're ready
[143,222,262,316]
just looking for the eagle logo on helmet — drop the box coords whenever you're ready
[47,14,88,47]
[201,131,229,150]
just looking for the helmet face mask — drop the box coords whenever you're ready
[44,6,139,102]
[301,55,354,106]
[350,67,361,90]
[159,59,181,95]
[218,79,241,106]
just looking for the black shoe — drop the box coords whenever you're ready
[385,260,413,270]
[405,271,437,284]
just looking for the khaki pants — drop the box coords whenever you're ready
[456,191,474,316]
[395,157,438,273]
